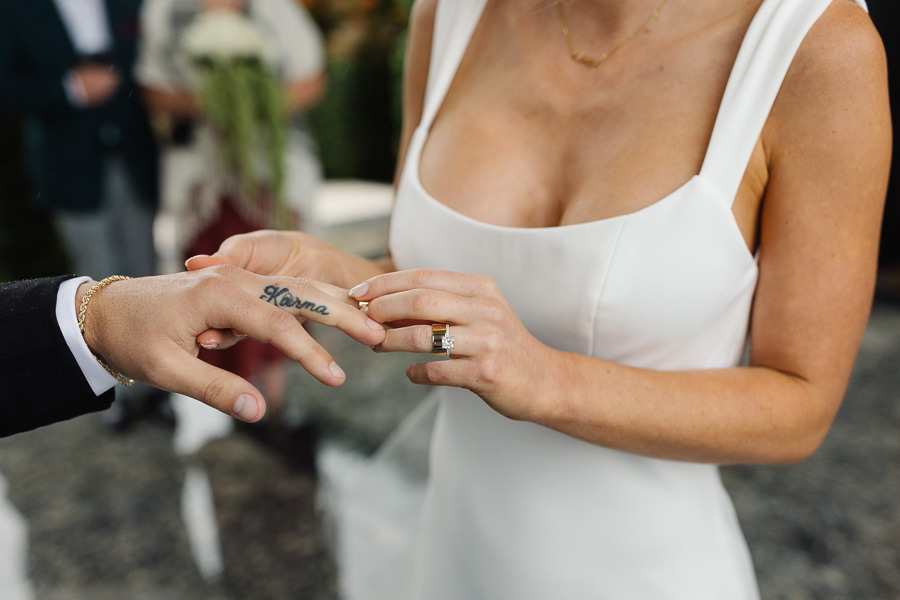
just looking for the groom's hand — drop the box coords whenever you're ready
[78,267,385,421]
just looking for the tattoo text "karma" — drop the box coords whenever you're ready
[260,285,330,315]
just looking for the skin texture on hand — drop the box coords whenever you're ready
[76,267,385,422]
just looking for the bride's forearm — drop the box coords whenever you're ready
[532,350,838,466]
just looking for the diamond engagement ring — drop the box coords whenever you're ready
[432,323,455,358]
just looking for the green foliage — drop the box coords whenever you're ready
[197,57,290,228]
[307,2,412,183]
[310,59,398,182]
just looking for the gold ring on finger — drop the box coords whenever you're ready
[431,323,454,358]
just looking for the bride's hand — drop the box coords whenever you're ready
[348,269,556,422]
[186,229,358,286]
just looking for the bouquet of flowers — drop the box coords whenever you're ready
[182,9,290,228]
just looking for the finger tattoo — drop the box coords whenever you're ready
[260,284,330,315]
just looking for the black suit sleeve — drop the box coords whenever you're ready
[0,276,114,437]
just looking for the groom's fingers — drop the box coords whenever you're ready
[233,271,385,347]
[153,353,268,422]
[199,265,384,346]
[199,281,348,387]
[186,262,383,347]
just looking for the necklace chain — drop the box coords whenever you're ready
[554,0,670,68]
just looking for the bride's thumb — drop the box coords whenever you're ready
[185,254,235,271]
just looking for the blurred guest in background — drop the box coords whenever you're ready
[136,0,327,414]
[0,0,166,429]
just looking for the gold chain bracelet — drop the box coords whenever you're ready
[77,275,135,387]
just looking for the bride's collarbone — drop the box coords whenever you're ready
[423,108,712,228]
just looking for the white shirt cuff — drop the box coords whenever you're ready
[56,277,118,396]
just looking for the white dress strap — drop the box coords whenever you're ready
[699,0,866,204]
[420,0,488,132]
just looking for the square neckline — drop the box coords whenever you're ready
[407,0,750,233]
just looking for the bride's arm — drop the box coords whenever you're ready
[351,3,891,466]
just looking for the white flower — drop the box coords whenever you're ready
[181,9,276,66]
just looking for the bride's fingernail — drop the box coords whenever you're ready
[366,317,383,331]
[232,394,260,421]
[329,361,346,379]
[184,254,207,267]
[348,282,368,298]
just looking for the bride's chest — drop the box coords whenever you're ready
[418,34,733,230]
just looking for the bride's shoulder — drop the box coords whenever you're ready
[793,1,886,82]
[772,0,886,131]
[410,0,439,32]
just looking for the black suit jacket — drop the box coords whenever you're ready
[0,0,158,212]
[0,276,113,437]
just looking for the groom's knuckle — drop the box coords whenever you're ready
[202,374,230,405]
[194,266,233,294]
[206,263,239,279]
[265,309,298,337]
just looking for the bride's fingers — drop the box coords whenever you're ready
[349,269,498,301]
[197,329,227,349]
[361,288,481,326]
[185,253,235,271]
[197,328,251,350]
[375,323,471,357]
[405,359,471,388]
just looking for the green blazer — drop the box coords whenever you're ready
[0,0,158,212]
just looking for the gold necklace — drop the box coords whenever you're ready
[555,0,670,68]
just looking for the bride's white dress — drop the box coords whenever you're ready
[323,0,867,598]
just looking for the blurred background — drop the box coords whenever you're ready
[0,0,897,599]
